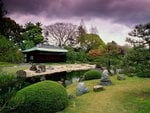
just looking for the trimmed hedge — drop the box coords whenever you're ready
[9,80,68,113]
[83,70,102,80]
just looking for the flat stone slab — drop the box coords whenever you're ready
[17,64,96,78]
[93,85,104,92]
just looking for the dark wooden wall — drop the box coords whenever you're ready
[24,51,67,63]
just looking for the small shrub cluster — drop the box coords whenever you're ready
[83,70,102,80]
[9,80,68,113]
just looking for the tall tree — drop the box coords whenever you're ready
[78,25,86,36]
[78,19,87,36]
[125,23,150,77]
[44,22,78,47]
[21,22,44,50]
[78,34,105,52]
[0,0,22,45]
[90,26,98,35]
[126,23,150,51]
[0,17,22,44]
[0,0,7,18]
[103,41,125,74]
[0,35,23,63]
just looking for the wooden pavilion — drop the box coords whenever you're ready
[22,44,68,63]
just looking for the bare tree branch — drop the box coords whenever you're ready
[44,23,78,47]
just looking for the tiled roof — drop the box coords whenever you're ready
[22,44,68,53]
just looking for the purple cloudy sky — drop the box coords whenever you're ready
[4,0,150,45]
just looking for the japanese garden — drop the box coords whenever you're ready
[0,0,150,113]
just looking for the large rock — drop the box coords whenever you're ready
[76,82,89,96]
[102,69,109,77]
[38,64,46,72]
[29,64,37,71]
[16,70,27,78]
[100,69,112,86]
[100,77,112,86]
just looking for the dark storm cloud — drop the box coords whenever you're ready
[70,0,150,24]
[4,0,150,24]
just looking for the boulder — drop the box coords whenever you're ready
[76,82,89,96]
[102,69,109,77]
[100,77,112,86]
[36,69,42,73]
[93,85,104,92]
[100,69,112,86]
[38,64,46,72]
[16,70,27,78]
[29,64,37,71]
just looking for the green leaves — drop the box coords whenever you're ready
[78,34,105,52]
[0,17,22,44]
[21,22,44,50]
[0,72,23,112]
[9,80,68,113]
[124,47,150,77]
[125,23,150,77]
[0,36,23,63]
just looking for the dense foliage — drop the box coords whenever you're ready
[66,46,88,63]
[83,70,102,80]
[0,72,25,112]
[88,41,126,75]
[9,80,68,113]
[126,23,150,50]
[21,22,44,50]
[0,0,7,18]
[123,48,150,77]
[78,34,105,52]
[0,36,23,63]
[0,17,22,45]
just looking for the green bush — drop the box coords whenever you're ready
[83,70,102,80]
[9,80,68,113]
[123,48,150,78]
[66,46,88,63]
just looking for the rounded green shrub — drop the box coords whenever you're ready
[9,80,68,113]
[83,70,102,80]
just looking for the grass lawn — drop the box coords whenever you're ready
[0,63,31,74]
[0,62,17,67]
[61,76,150,113]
